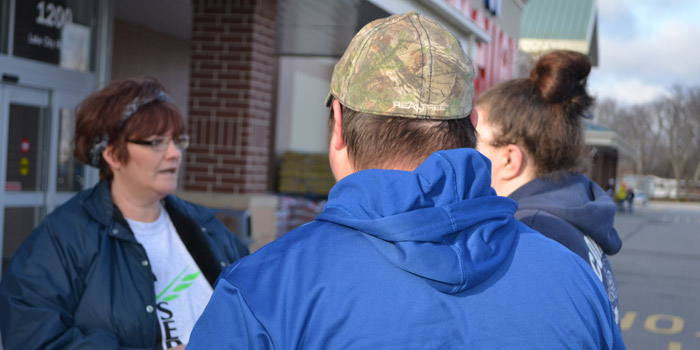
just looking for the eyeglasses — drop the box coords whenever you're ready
[127,135,190,151]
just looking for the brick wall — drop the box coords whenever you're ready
[111,20,191,114]
[187,0,276,194]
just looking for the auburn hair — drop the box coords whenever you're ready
[73,78,186,180]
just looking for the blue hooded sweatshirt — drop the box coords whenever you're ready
[188,149,624,349]
[509,172,622,324]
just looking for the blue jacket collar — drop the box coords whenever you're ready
[509,172,622,255]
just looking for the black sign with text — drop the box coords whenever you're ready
[14,0,72,64]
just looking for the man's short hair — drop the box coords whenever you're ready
[329,103,476,171]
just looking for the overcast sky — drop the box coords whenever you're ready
[587,0,700,105]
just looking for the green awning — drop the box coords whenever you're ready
[519,0,598,66]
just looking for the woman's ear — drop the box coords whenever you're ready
[499,144,525,180]
[102,145,122,171]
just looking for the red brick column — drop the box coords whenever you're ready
[186,0,276,193]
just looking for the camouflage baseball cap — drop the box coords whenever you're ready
[325,12,474,120]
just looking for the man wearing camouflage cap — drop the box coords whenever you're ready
[188,12,624,349]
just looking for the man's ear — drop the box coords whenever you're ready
[498,144,526,180]
[329,100,356,181]
[102,145,122,171]
[469,105,478,128]
[331,99,346,151]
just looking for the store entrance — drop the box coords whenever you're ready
[0,84,90,274]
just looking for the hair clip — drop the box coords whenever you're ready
[87,135,109,167]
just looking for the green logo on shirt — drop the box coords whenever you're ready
[156,266,201,302]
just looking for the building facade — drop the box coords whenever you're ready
[0,0,526,267]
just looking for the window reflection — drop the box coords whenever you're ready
[56,107,84,192]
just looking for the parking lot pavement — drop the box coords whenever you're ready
[610,200,700,350]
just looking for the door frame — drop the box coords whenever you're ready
[0,84,51,276]
[0,84,98,277]
[0,0,112,278]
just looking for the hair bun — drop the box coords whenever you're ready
[529,50,592,104]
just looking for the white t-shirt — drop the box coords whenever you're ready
[126,206,213,349]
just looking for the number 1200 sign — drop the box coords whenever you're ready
[36,1,73,29]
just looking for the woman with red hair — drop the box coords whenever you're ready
[0,78,249,350]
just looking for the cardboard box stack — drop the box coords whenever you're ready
[276,151,335,235]
[277,151,335,196]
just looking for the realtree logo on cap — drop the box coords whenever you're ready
[393,101,448,112]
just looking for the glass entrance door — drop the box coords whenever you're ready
[0,85,49,272]
[0,84,90,274]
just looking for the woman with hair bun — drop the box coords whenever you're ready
[0,78,249,349]
[475,50,622,323]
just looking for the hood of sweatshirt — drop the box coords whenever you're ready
[316,148,520,294]
[509,172,622,255]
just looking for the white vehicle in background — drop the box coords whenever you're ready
[622,175,677,201]
[634,191,649,206]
